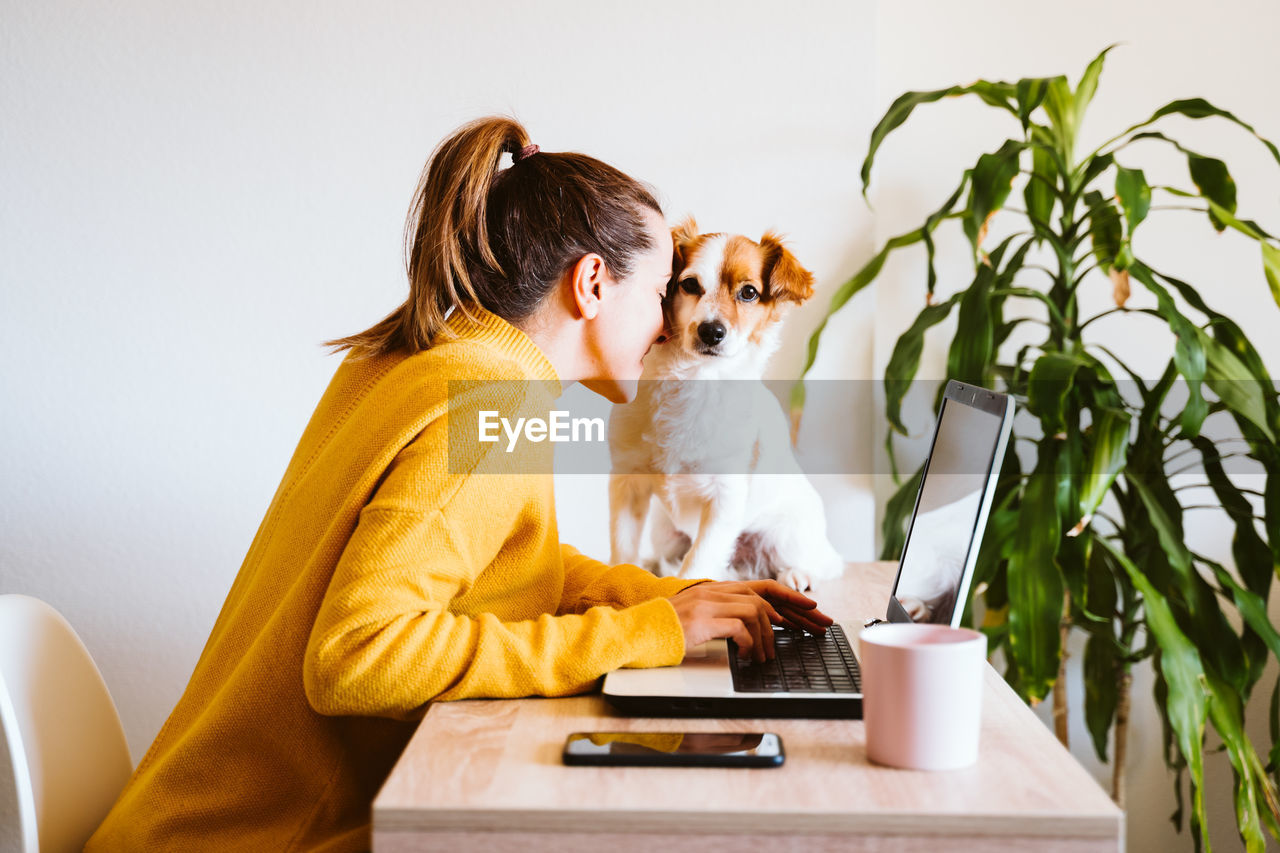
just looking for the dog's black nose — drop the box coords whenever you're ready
[697,321,726,345]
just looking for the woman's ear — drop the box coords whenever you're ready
[568,253,607,319]
[759,230,815,304]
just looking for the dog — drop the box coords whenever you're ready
[607,217,844,591]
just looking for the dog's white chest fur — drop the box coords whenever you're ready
[607,352,844,591]
[645,379,758,476]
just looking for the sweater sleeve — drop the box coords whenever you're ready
[302,506,688,721]
[558,544,706,614]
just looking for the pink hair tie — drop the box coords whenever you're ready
[515,143,540,162]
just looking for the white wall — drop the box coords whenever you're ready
[1,0,877,759]
[2,2,1276,852]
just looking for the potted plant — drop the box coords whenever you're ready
[790,45,1280,852]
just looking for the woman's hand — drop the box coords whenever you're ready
[667,580,835,663]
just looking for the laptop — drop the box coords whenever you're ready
[602,380,1015,719]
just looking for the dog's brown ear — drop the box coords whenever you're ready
[671,215,699,270]
[759,230,814,304]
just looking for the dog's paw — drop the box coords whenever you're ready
[777,569,813,592]
[898,595,931,622]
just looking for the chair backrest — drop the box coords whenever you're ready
[0,596,132,853]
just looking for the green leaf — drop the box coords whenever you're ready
[983,440,1024,567]
[963,140,1026,256]
[1024,143,1059,231]
[1148,266,1280,429]
[1116,97,1280,169]
[1130,132,1271,239]
[862,82,1019,197]
[981,240,1038,367]
[879,464,924,560]
[1188,153,1238,232]
[1073,44,1119,128]
[1096,535,1210,852]
[1084,190,1123,272]
[1198,328,1276,442]
[1130,360,1178,466]
[1129,474,1253,695]
[946,236,1020,385]
[1191,436,1276,599]
[1075,152,1115,198]
[1006,443,1065,703]
[1041,75,1077,163]
[1015,78,1050,131]
[1114,165,1151,234]
[1263,242,1280,310]
[883,293,963,435]
[1076,408,1131,531]
[1160,188,1280,311]
[1056,424,1088,612]
[1084,631,1119,763]
[973,496,1019,593]
[1128,262,1209,436]
[947,276,994,385]
[1194,551,1272,698]
[923,172,972,297]
[1083,535,1119,626]
[1160,185,1277,241]
[1202,673,1275,852]
[1026,351,1087,434]
[1201,558,1280,664]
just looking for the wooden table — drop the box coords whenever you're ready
[373,562,1124,852]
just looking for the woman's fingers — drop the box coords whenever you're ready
[718,601,771,661]
[744,579,822,610]
[775,603,833,633]
[669,585,778,661]
[697,588,783,624]
[668,581,837,661]
[753,600,774,661]
[710,618,755,659]
[685,580,813,625]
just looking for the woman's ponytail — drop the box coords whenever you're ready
[325,116,661,359]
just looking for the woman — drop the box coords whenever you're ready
[87,116,831,852]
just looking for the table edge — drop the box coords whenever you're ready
[373,806,1124,839]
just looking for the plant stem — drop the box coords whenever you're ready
[1113,666,1133,808]
[1053,589,1071,748]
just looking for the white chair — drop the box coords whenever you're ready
[0,595,132,853]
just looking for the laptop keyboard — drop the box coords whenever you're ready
[727,624,861,693]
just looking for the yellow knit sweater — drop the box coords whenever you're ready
[87,305,697,852]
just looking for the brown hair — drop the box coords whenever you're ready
[323,116,663,358]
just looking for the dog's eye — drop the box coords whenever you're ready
[738,284,760,302]
[679,278,703,296]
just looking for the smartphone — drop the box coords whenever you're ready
[561,731,784,767]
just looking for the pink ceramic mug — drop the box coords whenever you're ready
[859,622,987,770]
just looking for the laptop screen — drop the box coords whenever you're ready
[890,388,1008,626]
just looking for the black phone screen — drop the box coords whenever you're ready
[562,731,784,767]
